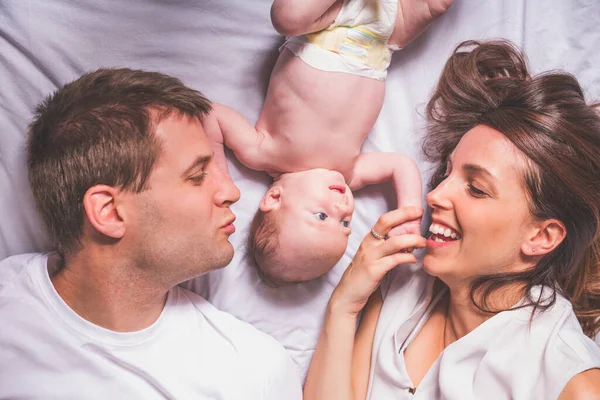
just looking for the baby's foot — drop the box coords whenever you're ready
[387,218,422,253]
[389,0,454,48]
[387,218,422,237]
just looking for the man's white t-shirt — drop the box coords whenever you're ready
[0,253,303,399]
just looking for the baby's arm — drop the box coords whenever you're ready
[203,103,273,175]
[270,0,343,37]
[349,153,423,235]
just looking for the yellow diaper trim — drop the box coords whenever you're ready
[306,25,393,71]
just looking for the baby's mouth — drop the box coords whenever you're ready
[329,185,346,194]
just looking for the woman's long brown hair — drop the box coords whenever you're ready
[423,40,600,338]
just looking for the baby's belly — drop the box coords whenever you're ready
[257,50,385,180]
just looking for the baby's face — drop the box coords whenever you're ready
[275,169,355,268]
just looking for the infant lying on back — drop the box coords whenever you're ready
[206,0,453,285]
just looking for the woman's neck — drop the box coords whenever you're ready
[441,279,526,344]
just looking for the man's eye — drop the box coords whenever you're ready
[190,173,207,183]
[341,220,350,228]
[314,212,328,221]
[468,183,487,198]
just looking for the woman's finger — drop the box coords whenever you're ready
[370,252,419,279]
[374,234,427,257]
[368,206,424,242]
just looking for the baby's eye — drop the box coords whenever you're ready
[341,220,350,228]
[314,212,328,221]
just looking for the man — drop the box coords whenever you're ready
[0,68,302,398]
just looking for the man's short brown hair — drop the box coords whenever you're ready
[27,68,211,255]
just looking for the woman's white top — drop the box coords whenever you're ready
[366,263,600,400]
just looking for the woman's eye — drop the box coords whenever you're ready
[468,183,487,198]
[314,212,328,221]
[341,220,350,228]
[442,161,451,179]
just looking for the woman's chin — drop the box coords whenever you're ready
[422,253,451,280]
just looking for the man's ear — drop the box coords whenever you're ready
[521,219,566,256]
[259,186,282,212]
[82,185,126,239]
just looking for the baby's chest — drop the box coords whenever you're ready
[275,140,359,177]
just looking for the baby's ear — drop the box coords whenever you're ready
[259,186,282,212]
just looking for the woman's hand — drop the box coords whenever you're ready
[329,206,427,317]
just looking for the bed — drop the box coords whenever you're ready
[1,0,599,379]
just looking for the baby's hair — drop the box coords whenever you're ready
[247,208,282,287]
[247,207,344,286]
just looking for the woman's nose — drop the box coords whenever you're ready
[426,175,453,211]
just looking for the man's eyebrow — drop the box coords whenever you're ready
[181,155,211,177]
[463,163,496,180]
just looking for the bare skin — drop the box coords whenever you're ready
[305,127,600,399]
[206,0,453,219]
[52,115,240,332]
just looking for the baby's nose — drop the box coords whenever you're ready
[334,198,350,213]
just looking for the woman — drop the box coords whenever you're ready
[304,40,600,399]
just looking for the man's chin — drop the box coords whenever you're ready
[212,243,235,270]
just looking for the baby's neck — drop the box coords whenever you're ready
[269,171,283,181]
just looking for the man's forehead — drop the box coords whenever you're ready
[153,113,211,169]
[155,113,208,146]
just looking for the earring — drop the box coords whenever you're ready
[531,248,536,253]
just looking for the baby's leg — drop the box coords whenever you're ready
[270,0,344,37]
[389,0,453,48]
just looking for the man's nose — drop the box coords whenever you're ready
[214,167,240,205]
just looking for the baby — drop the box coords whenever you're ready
[205,0,452,285]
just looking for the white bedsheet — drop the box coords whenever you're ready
[1,0,599,379]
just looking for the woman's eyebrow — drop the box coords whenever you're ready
[463,163,497,181]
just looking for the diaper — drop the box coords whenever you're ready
[281,0,399,81]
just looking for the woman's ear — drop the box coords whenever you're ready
[82,185,126,239]
[259,185,283,212]
[521,219,566,256]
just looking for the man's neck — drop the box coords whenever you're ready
[51,250,169,332]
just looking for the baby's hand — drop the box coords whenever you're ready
[387,218,422,238]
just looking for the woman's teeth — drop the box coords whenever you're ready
[429,223,460,240]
